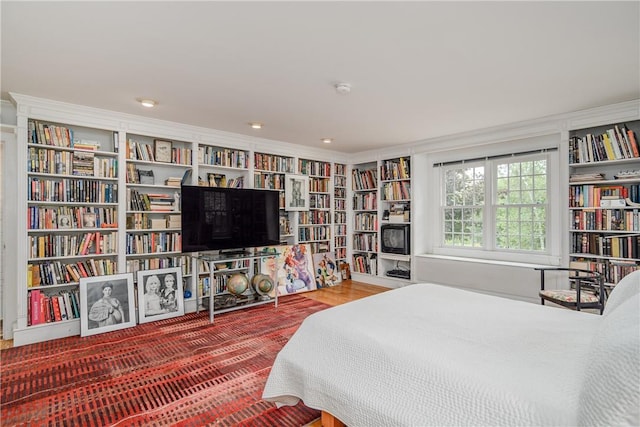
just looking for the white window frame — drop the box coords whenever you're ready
[430,141,561,265]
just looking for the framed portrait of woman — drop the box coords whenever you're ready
[79,273,136,337]
[136,267,184,323]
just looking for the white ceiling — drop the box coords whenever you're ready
[2,1,639,153]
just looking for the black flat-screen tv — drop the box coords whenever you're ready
[181,185,280,253]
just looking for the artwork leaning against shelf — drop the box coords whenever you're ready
[79,273,136,337]
[136,267,184,323]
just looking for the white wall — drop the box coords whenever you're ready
[1,100,18,336]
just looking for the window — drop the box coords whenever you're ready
[439,152,552,261]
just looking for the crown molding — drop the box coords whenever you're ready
[9,93,345,163]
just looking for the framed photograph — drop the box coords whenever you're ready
[80,273,136,337]
[137,267,184,323]
[154,139,173,163]
[339,262,351,280]
[138,169,155,185]
[58,214,72,229]
[82,212,96,228]
[285,174,310,211]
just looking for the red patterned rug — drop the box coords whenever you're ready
[1,294,329,426]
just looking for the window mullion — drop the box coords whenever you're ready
[485,159,495,251]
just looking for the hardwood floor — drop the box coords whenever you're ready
[300,279,389,306]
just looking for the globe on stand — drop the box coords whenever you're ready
[251,274,274,300]
[227,273,249,296]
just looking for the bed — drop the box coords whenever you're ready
[262,271,640,426]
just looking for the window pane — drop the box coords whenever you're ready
[441,166,484,248]
[492,157,548,253]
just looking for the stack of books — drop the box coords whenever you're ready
[147,193,175,211]
[72,139,100,151]
[165,177,182,187]
[166,214,181,229]
[72,152,95,176]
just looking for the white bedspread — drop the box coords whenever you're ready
[262,283,606,426]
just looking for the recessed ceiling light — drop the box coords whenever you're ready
[138,99,157,108]
[250,122,263,129]
[321,138,333,144]
[334,83,351,95]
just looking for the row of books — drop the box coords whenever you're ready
[380,157,410,180]
[353,233,378,252]
[125,232,181,255]
[352,168,378,190]
[334,164,346,176]
[28,120,74,148]
[381,180,411,201]
[28,289,80,326]
[353,192,377,210]
[198,146,248,169]
[571,233,640,260]
[334,187,346,199]
[28,258,117,287]
[127,189,176,212]
[298,226,330,242]
[334,198,346,210]
[299,159,331,177]
[126,164,150,184]
[28,206,117,230]
[309,178,330,193]
[126,213,181,230]
[125,255,191,276]
[204,173,245,189]
[28,177,118,203]
[308,242,331,254]
[299,210,331,224]
[169,147,192,165]
[29,232,118,259]
[335,235,347,247]
[569,184,639,208]
[28,148,117,178]
[334,225,347,236]
[334,175,347,187]
[126,139,193,165]
[569,260,638,286]
[352,253,377,274]
[335,247,347,260]
[254,172,285,190]
[310,194,331,209]
[254,153,295,173]
[354,212,378,231]
[572,209,640,232]
[569,124,638,164]
[334,212,347,224]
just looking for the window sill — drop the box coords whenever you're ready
[415,253,558,270]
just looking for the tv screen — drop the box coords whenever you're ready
[181,185,280,252]
[381,224,410,255]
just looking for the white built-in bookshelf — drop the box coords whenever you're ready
[333,163,347,266]
[568,120,640,286]
[378,156,412,280]
[298,158,332,254]
[351,161,378,275]
[10,94,347,346]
